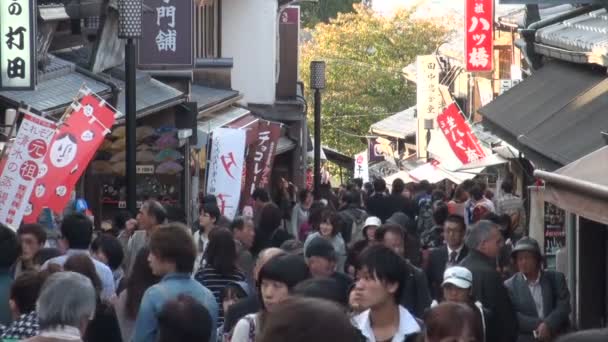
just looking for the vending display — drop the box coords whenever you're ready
[544,202,566,269]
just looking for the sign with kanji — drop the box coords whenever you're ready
[24,93,117,223]
[416,55,441,158]
[206,127,246,220]
[138,0,194,69]
[0,113,56,229]
[436,103,486,164]
[244,120,281,196]
[465,0,493,72]
[353,150,369,183]
[0,0,36,89]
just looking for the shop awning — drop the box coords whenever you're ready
[370,106,416,140]
[190,85,240,113]
[535,146,608,225]
[276,136,296,155]
[196,106,252,149]
[479,61,608,171]
[384,171,416,186]
[408,162,484,185]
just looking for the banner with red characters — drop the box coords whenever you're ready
[436,103,486,164]
[24,93,116,223]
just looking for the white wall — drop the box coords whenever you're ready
[222,0,277,105]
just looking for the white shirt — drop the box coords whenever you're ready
[523,272,544,319]
[353,305,421,342]
[447,245,464,260]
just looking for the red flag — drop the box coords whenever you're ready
[24,95,116,223]
[436,103,486,164]
[465,0,493,72]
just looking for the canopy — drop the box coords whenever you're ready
[535,146,608,225]
[409,162,483,185]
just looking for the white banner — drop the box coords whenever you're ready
[206,127,246,220]
[0,113,57,229]
[353,150,369,183]
[416,55,441,158]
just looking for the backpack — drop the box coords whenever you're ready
[343,209,367,243]
[416,195,434,235]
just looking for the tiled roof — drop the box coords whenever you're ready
[190,85,239,111]
[370,106,417,139]
[536,9,608,57]
[498,4,574,29]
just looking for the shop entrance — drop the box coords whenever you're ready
[578,217,608,328]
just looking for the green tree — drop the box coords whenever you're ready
[300,0,362,28]
[301,4,449,157]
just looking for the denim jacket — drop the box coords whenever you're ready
[132,272,218,342]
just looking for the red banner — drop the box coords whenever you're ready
[465,0,493,72]
[436,103,486,164]
[24,94,116,223]
[243,120,281,198]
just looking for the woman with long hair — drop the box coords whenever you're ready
[303,209,347,272]
[195,228,246,326]
[251,204,292,255]
[113,248,161,342]
[230,254,310,342]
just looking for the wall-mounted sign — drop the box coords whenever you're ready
[416,55,441,158]
[0,0,36,90]
[138,0,194,69]
[465,0,493,72]
[136,165,155,174]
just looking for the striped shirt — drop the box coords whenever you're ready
[194,266,245,325]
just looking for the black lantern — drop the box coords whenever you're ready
[310,61,326,90]
[118,0,143,38]
[310,61,326,198]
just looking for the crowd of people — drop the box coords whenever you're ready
[0,176,590,342]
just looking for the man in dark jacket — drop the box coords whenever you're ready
[338,190,367,244]
[365,178,391,223]
[386,212,421,267]
[459,220,518,342]
[375,224,431,318]
[505,237,570,342]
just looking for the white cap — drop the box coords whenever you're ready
[364,216,381,228]
[442,266,473,289]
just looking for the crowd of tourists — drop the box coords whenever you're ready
[0,177,599,342]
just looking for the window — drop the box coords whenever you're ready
[196,0,221,58]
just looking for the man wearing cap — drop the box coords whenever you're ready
[440,266,493,342]
[426,214,469,300]
[305,237,353,303]
[505,237,570,342]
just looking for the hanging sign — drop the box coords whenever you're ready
[436,103,486,164]
[139,0,194,69]
[206,127,246,220]
[0,0,36,89]
[416,55,441,158]
[465,0,493,72]
[247,120,281,194]
[0,113,56,229]
[24,93,117,223]
[353,150,369,183]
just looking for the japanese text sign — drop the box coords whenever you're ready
[416,55,441,157]
[353,151,369,183]
[206,127,246,220]
[465,0,493,72]
[0,114,56,229]
[138,0,194,69]
[0,0,35,89]
[24,94,116,223]
[436,103,486,164]
[245,120,281,195]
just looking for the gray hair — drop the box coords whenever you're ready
[464,220,499,250]
[37,271,97,330]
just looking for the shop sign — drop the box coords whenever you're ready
[368,136,397,163]
[436,103,486,164]
[206,127,246,220]
[0,113,56,229]
[245,120,281,195]
[353,150,369,183]
[138,0,194,69]
[465,0,493,72]
[24,93,117,223]
[0,0,36,89]
[416,55,441,158]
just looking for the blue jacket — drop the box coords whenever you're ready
[132,272,218,342]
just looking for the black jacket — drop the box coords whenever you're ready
[84,299,122,342]
[366,193,391,223]
[460,249,518,342]
[223,294,260,334]
[386,194,416,221]
[338,205,367,243]
[400,261,432,318]
[425,245,469,300]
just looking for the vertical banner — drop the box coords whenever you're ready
[436,103,486,164]
[0,0,36,89]
[465,0,493,72]
[353,151,369,183]
[206,127,246,220]
[245,120,281,195]
[139,0,194,69]
[416,55,441,158]
[24,94,116,223]
[0,114,56,229]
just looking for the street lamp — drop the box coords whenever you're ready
[310,61,326,199]
[424,118,434,162]
[118,0,142,214]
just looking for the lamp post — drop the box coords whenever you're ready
[310,61,326,199]
[118,0,142,214]
[424,119,434,162]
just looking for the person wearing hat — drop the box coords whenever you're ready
[505,237,571,342]
[305,237,353,304]
[437,266,493,342]
[345,216,381,278]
